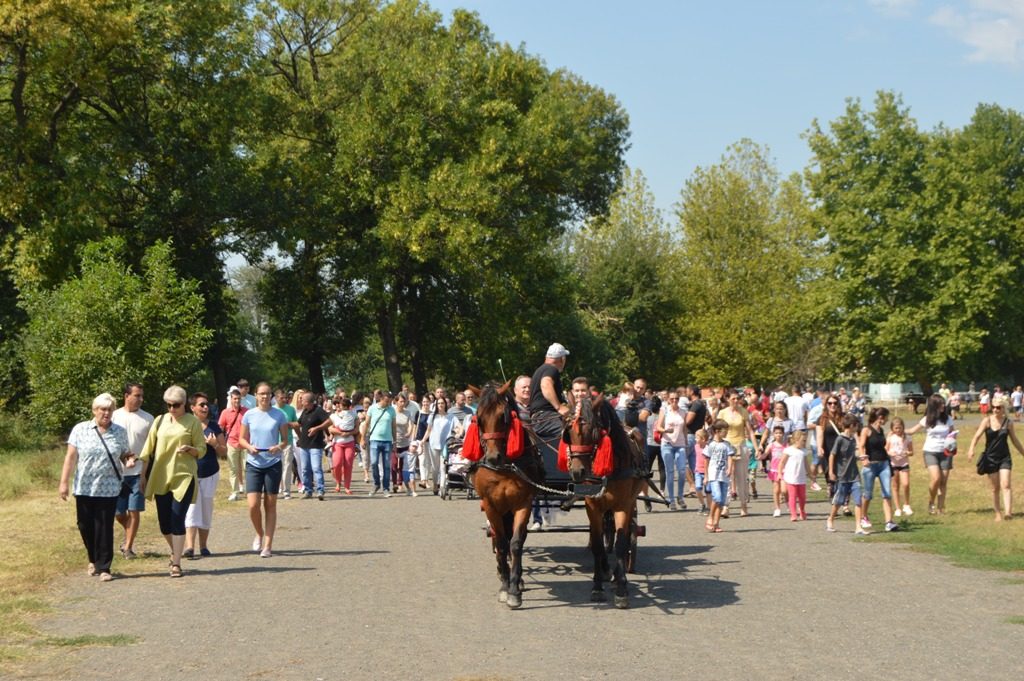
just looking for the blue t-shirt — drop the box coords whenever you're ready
[242,407,288,468]
[366,404,396,442]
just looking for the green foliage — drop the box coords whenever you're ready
[570,168,683,386]
[675,140,827,386]
[21,238,212,432]
[806,92,1024,386]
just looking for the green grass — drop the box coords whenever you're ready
[37,633,139,648]
[1007,617,1024,625]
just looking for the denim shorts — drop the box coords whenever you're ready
[708,480,729,505]
[861,461,892,500]
[694,471,706,492]
[832,480,862,507]
[115,474,145,514]
[923,450,953,471]
[245,461,282,495]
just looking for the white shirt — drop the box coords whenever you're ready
[784,394,808,430]
[111,407,154,476]
[781,445,808,485]
[919,416,954,453]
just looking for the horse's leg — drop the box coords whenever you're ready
[506,500,532,609]
[585,498,608,602]
[611,507,632,609]
[482,499,511,603]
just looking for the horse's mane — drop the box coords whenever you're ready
[583,397,635,471]
[477,381,513,425]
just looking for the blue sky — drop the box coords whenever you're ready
[427,0,1024,217]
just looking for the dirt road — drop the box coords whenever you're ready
[35,475,1024,681]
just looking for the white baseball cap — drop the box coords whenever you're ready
[546,343,570,359]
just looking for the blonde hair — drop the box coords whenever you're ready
[992,395,1009,409]
[695,428,709,443]
[91,393,116,410]
[790,430,807,447]
[891,416,905,431]
[162,385,187,405]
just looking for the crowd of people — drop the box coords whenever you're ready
[58,349,1023,581]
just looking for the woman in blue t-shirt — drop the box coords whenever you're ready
[239,382,289,558]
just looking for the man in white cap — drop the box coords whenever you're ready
[529,343,571,472]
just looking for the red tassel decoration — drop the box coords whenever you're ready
[461,419,482,461]
[506,411,524,459]
[557,438,569,472]
[592,430,614,477]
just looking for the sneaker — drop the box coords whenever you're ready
[369,488,379,497]
[825,523,836,533]
[903,505,913,516]
[252,535,262,552]
[227,492,239,501]
[810,481,822,492]
[280,492,291,500]
[855,528,871,536]
[894,508,902,517]
[528,521,542,531]
[182,548,195,560]
[668,500,677,511]
[412,490,418,497]
[259,548,272,558]
[383,490,392,498]
[317,492,324,501]
[679,501,687,510]
[772,508,782,518]
[860,518,872,529]
[303,492,313,499]
[200,548,212,557]
[885,521,900,532]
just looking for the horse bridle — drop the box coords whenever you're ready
[478,400,512,458]
[565,414,600,463]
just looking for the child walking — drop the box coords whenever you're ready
[827,414,868,534]
[765,425,787,517]
[887,417,913,517]
[704,420,736,533]
[778,430,810,521]
[693,429,709,515]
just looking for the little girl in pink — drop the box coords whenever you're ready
[693,429,709,515]
[778,430,809,521]
[886,416,913,516]
[765,425,787,517]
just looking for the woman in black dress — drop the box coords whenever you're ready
[967,396,1024,521]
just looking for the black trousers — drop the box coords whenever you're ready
[76,495,118,573]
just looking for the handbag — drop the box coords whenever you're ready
[95,425,132,497]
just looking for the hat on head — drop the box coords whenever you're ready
[546,342,570,359]
[228,385,241,396]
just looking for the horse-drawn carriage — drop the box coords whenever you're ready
[461,382,661,609]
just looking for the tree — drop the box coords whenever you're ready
[22,239,212,432]
[569,168,683,387]
[805,92,1019,388]
[675,140,826,386]
[329,1,629,392]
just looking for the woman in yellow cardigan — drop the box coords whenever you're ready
[141,385,206,577]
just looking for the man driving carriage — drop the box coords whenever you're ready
[528,343,572,465]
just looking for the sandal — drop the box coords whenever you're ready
[169,564,182,578]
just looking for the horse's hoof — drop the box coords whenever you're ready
[506,593,522,609]
[601,570,613,582]
[614,595,629,609]
[498,589,508,603]
[591,589,606,602]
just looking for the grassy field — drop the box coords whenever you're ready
[0,408,1022,670]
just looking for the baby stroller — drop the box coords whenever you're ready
[439,432,474,500]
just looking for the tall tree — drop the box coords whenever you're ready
[805,91,1018,388]
[330,1,629,392]
[569,168,683,387]
[676,140,825,386]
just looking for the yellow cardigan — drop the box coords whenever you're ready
[140,413,206,502]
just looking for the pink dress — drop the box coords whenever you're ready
[887,433,911,468]
[767,441,785,481]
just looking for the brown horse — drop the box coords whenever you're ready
[562,394,645,608]
[467,381,543,609]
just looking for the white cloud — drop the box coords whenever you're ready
[930,0,1024,66]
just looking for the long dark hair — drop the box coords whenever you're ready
[924,394,948,429]
[818,393,844,430]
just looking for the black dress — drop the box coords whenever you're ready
[977,419,1011,474]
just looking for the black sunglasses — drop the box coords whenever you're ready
[166,402,183,409]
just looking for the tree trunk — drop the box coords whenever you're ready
[376,302,403,393]
[307,351,326,394]
[209,333,228,410]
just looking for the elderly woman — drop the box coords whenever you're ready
[183,392,226,558]
[59,393,132,582]
[140,385,206,577]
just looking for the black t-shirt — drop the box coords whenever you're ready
[297,406,330,449]
[865,425,888,462]
[686,398,708,435]
[528,363,565,416]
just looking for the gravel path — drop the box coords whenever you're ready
[34,469,1024,681]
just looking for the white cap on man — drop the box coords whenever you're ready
[546,343,570,359]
